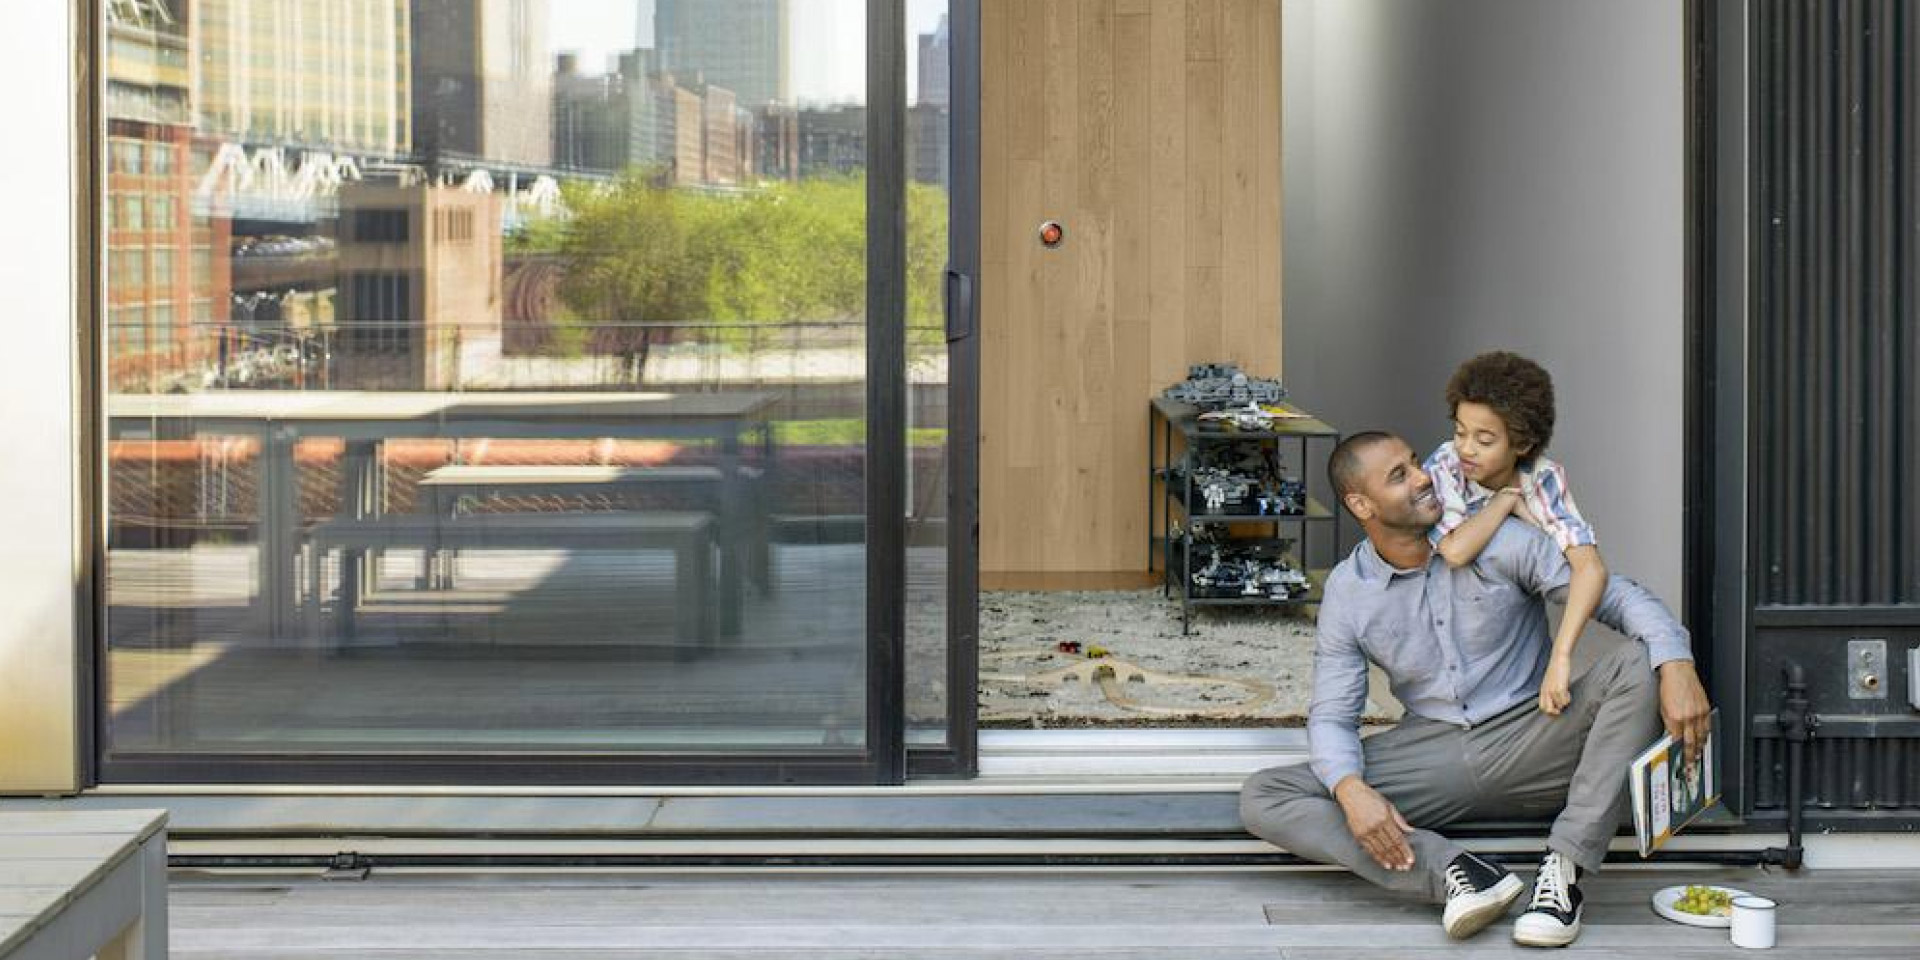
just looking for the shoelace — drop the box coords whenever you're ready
[1443,862,1474,899]
[1530,853,1572,912]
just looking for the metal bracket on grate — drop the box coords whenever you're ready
[322,851,372,881]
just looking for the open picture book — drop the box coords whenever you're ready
[1627,708,1721,858]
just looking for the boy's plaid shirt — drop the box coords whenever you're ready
[1424,441,1597,553]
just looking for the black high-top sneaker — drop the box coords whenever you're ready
[1440,851,1524,939]
[1512,850,1585,947]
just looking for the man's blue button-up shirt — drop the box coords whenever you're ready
[1307,518,1693,792]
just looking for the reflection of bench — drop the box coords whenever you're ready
[416,464,769,592]
[0,809,168,960]
[307,512,716,644]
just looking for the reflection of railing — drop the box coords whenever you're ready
[107,319,949,394]
[105,317,952,547]
[107,432,950,550]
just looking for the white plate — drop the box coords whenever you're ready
[1650,885,1752,928]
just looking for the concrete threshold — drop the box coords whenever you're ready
[0,730,1790,866]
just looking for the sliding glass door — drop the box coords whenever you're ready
[93,0,974,784]
[903,0,978,775]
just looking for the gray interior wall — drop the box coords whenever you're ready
[1282,0,1685,615]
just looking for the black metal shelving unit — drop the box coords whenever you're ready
[1148,397,1341,635]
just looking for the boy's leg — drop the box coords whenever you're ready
[1240,716,1481,903]
[1462,638,1662,872]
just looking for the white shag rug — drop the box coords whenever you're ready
[978,589,1402,728]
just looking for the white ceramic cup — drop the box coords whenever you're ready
[1730,895,1778,949]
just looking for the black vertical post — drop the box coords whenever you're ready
[77,0,104,788]
[1708,0,1751,818]
[945,0,983,777]
[868,0,909,784]
[1683,0,1714,673]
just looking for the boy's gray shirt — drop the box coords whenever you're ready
[1307,518,1693,792]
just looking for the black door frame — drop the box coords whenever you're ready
[1687,0,1742,813]
[1691,0,1757,818]
[907,0,982,780]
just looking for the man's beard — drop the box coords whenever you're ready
[1384,487,1441,534]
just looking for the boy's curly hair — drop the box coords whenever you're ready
[1445,351,1556,462]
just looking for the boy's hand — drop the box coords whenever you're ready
[1501,487,1538,526]
[1538,653,1573,715]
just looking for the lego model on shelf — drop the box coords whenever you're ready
[1164,441,1307,518]
[1148,379,1340,635]
[1176,527,1312,601]
[1162,363,1287,411]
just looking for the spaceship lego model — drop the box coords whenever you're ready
[1186,538,1312,600]
[1163,363,1287,411]
[1171,442,1307,516]
[1198,402,1278,431]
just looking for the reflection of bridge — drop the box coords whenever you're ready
[194,142,573,226]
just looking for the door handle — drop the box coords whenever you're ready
[944,268,974,344]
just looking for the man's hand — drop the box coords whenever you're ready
[1538,652,1573,716]
[1658,660,1712,764]
[1333,777,1415,872]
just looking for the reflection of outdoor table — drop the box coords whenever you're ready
[414,464,769,590]
[107,390,777,640]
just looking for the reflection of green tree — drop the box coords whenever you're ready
[510,171,949,367]
[905,180,949,357]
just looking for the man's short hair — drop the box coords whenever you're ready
[1445,351,1557,461]
[1327,431,1398,505]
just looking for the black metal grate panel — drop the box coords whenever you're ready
[1752,733,1920,811]
[1752,0,1920,606]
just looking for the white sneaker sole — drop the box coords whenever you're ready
[1512,915,1582,948]
[1442,874,1525,939]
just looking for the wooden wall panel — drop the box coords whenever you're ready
[981,0,1281,576]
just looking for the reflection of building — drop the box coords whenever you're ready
[104,0,232,391]
[799,106,866,177]
[624,53,675,175]
[699,83,742,184]
[917,13,951,108]
[655,0,790,109]
[754,104,799,182]
[658,74,747,188]
[552,54,630,173]
[194,0,412,156]
[332,183,503,389]
[909,103,950,189]
[910,14,950,188]
[553,50,764,186]
[104,0,191,125]
[413,0,553,170]
[669,85,704,185]
[552,50,676,176]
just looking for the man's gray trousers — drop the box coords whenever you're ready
[1239,639,1663,903]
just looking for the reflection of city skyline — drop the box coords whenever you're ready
[102,0,954,393]
[551,0,950,108]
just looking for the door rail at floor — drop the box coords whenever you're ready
[166,847,1789,874]
[157,831,1788,872]
[2,791,1753,851]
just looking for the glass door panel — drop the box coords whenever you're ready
[97,0,896,782]
[904,0,951,749]
[903,0,977,770]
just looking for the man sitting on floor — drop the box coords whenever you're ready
[1240,431,1711,948]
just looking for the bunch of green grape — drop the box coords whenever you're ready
[1675,885,1733,917]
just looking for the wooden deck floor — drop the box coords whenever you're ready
[169,866,1920,959]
